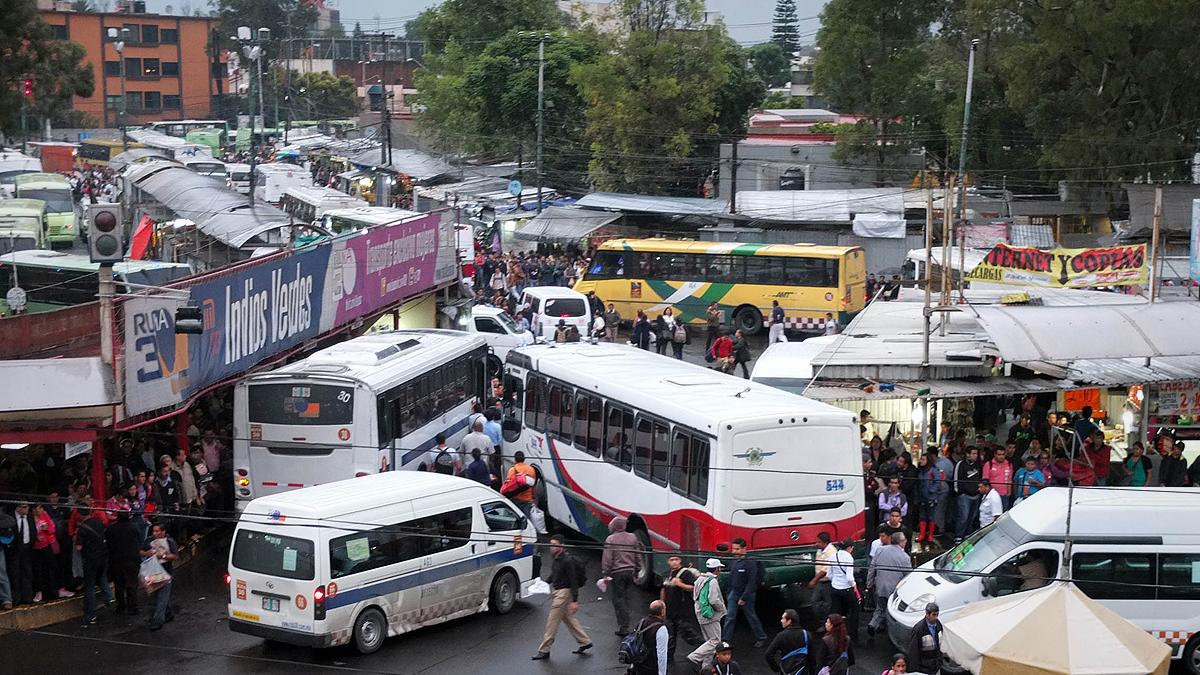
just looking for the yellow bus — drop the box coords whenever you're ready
[573,238,867,334]
[76,139,144,168]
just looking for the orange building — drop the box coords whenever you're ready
[40,9,227,126]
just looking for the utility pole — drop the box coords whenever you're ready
[108,27,130,152]
[922,189,934,372]
[954,39,979,227]
[729,137,739,214]
[238,26,270,207]
[1149,185,1163,302]
[535,33,547,214]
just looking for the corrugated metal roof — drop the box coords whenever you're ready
[972,302,1200,362]
[513,206,622,243]
[575,192,728,216]
[734,189,909,223]
[349,147,453,182]
[803,377,1074,402]
[131,162,288,248]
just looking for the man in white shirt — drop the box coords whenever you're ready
[978,479,1003,526]
[823,311,839,336]
[828,538,861,641]
[459,415,494,469]
[806,532,836,619]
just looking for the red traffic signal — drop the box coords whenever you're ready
[23,79,32,97]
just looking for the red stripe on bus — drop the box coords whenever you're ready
[287,483,305,487]
[261,481,278,486]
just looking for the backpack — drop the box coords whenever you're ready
[617,616,662,666]
[434,450,455,475]
[779,629,810,675]
[672,323,687,344]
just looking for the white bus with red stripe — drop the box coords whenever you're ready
[500,341,864,586]
[233,330,489,509]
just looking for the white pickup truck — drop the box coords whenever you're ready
[455,305,534,367]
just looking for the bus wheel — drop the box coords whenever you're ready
[486,354,503,379]
[733,307,763,336]
[352,607,387,654]
[1184,634,1200,675]
[489,569,520,615]
[633,529,656,589]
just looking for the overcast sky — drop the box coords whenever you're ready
[202,0,830,45]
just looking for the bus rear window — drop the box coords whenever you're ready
[248,383,354,425]
[544,298,587,317]
[231,529,315,580]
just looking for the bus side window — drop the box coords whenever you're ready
[633,416,653,479]
[689,437,710,504]
[650,421,670,486]
[574,393,589,449]
[547,383,562,437]
[669,431,691,495]
[525,376,544,431]
[586,396,603,457]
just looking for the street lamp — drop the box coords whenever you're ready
[516,32,552,213]
[107,27,131,151]
[234,26,270,206]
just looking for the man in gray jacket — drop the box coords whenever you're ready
[601,516,642,635]
[866,531,912,639]
[688,558,728,670]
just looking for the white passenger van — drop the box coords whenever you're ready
[748,337,836,395]
[887,487,1200,672]
[227,472,538,654]
[518,286,591,340]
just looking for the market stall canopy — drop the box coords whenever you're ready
[513,206,622,243]
[575,192,727,217]
[942,582,1170,675]
[973,302,1200,362]
[109,148,174,172]
[733,188,907,223]
[348,147,453,183]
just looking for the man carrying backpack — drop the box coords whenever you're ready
[533,535,592,660]
[688,558,728,671]
[621,600,669,675]
[763,609,813,674]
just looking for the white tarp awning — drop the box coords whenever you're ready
[734,188,907,223]
[852,212,906,238]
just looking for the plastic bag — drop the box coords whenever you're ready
[523,577,551,598]
[529,505,547,534]
[596,577,609,593]
[139,555,172,592]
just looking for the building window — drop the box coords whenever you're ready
[104,95,122,110]
[50,24,68,40]
[123,24,140,44]
[142,58,160,78]
[125,92,142,113]
[141,25,158,44]
[162,61,179,77]
[104,61,122,77]
[124,58,141,79]
[161,28,178,44]
[143,92,161,110]
[163,94,181,110]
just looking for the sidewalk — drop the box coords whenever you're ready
[0,527,217,631]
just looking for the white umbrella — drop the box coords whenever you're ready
[941,582,1170,675]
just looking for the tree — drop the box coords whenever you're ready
[0,3,94,136]
[409,0,564,55]
[415,31,600,191]
[748,43,791,89]
[812,0,940,183]
[771,0,800,55]
[759,90,793,108]
[290,71,358,119]
[573,0,735,194]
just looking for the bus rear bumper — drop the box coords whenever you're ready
[229,617,332,648]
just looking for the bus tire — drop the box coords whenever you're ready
[633,529,656,589]
[733,306,763,336]
[489,569,520,615]
[1184,634,1200,675]
[486,354,503,379]
[352,607,387,654]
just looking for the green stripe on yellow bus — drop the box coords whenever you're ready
[644,280,736,323]
[731,243,767,256]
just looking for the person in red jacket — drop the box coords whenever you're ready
[711,332,735,374]
[31,503,73,603]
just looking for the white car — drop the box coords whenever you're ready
[457,305,533,365]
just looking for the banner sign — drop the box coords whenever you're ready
[124,215,443,416]
[1190,199,1200,283]
[1155,380,1200,417]
[965,242,1147,288]
[320,212,440,331]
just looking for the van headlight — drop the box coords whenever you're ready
[906,593,936,613]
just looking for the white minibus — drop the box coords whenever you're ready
[518,286,591,340]
[887,487,1200,672]
[227,472,538,654]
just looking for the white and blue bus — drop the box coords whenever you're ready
[232,330,489,509]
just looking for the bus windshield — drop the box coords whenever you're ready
[18,189,72,213]
[544,298,587,317]
[122,266,193,288]
[0,236,37,255]
[247,383,355,426]
[231,529,315,580]
[935,517,1024,583]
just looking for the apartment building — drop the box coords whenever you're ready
[40,8,227,126]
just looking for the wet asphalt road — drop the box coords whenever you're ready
[0,528,902,675]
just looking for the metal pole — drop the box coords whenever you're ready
[257,54,266,144]
[119,50,128,152]
[535,35,545,214]
[922,189,933,370]
[1149,185,1163,302]
[954,39,979,226]
[99,264,115,365]
[247,47,257,208]
[940,174,954,336]
[729,138,739,213]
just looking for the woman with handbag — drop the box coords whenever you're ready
[31,503,73,603]
[813,613,853,675]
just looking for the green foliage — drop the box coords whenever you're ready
[0,3,95,136]
[748,43,791,89]
[215,0,317,60]
[290,71,358,120]
[411,0,564,55]
[771,0,800,55]
[574,0,733,194]
[759,90,794,109]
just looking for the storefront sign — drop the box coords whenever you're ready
[1155,380,1200,416]
[965,242,1147,288]
[1190,199,1200,283]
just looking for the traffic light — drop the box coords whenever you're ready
[86,203,124,264]
[22,79,32,97]
[174,306,203,334]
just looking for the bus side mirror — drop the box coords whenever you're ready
[502,418,523,443]
[981,577,998,597]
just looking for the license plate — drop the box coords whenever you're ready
[262,596,281,612]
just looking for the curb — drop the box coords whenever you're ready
[0,528,213,632]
